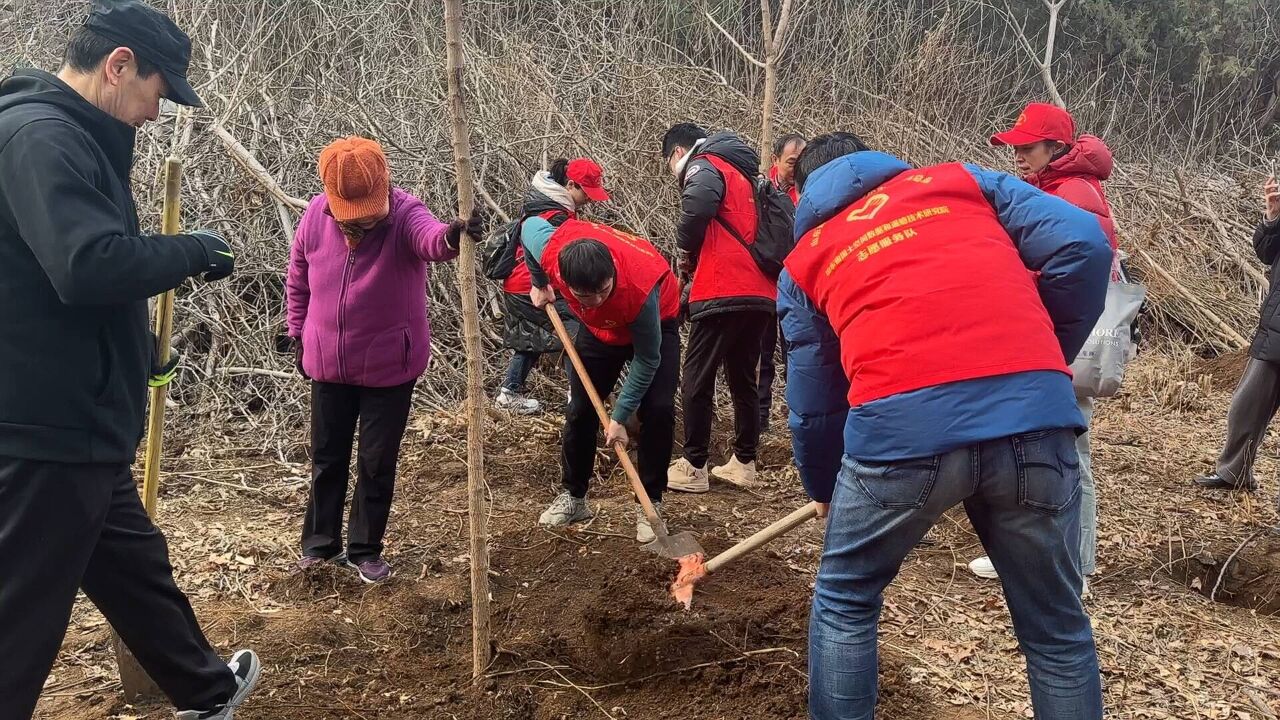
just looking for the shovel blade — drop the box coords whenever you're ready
[642,530,704,560]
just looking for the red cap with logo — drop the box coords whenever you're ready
[990,103,1076,146]
[566,158,610,202]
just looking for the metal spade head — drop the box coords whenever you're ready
[641,527,705,560]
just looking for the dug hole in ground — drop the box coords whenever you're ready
[35,351,1280,720]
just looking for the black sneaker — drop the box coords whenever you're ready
[1193,473,1258,491]
[174,649,261,720]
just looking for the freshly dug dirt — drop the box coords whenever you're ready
[1169,531,1280,614]
[1194,349,1250,391]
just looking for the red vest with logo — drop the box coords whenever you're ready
[687,154,776,311]
[784,163,1069,407]
[544,219,681,345]
[504,208,574,294]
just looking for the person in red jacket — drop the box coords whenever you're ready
[661,124,776,492]
[974,102,1118,591]
[493,158,608,414]
[527,220,682,542]
[759,133,806,430]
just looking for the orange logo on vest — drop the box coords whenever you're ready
[845,193,889,223]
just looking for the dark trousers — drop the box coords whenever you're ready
[302,380,415,564]
[758,316,786,427]
[682,311,772,467]
[1215,357,1280,486]
[0,458,235,719]
[562,322,681,502]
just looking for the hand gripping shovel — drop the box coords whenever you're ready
[545,304,704,560]
[670,501,821,608]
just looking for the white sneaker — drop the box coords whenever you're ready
[968,555,999,580]
[667,458,709,493]
[538,491,592,527]
[1081,577,1092,601]
[175,649,261,719]
[711,455,761,488]
[495,388,541,415]
[636,502,663,543]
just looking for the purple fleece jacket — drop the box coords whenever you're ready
[286,187,458,387]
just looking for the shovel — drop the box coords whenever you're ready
[670,501,821,608]
[545,304,705,560]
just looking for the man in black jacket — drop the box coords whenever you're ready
[0,2,259,718]
[1195,176,1280,495]
[661,124,776,493]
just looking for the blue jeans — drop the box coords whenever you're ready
[502,350,540,393]
[809,429,1102,719]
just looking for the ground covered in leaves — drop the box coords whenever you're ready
[35,352,1280,719]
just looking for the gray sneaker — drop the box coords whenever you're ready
[175,649,261,720]
[636,502,663,543]
[538,492,593,527]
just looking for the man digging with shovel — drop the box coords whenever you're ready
[781,133,1111,719]
[0,2,259,718]
[526,218,682,543]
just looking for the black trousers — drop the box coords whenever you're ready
[1215,357,1280,486]
[758,316,786,427]
[0,458,235,719]
[562,321,681,502]
[302,380,415,564]
[682,311,772,467]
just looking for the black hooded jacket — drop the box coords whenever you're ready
[0,69,213,463]
[675,132,761,257]
[1249,218,1280,362]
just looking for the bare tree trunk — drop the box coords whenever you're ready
[760,0,777,172]
[757,0,793,172]
[1040,0,1068,108]
[442,0,492,680]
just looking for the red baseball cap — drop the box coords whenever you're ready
[566,158,610,202]
[990,103,1076,146]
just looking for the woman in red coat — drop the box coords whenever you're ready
[969,102,1118,593]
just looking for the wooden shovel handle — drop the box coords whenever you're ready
[545,303,664,528]
[704,502,820,575]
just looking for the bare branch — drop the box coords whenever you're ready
[703,10,766,69]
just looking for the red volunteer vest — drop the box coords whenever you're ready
[688,154,776,308]
[504,208,574,294]
[784,163,1070,407]
[544,219,681,346]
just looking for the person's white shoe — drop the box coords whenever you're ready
[1081,577,1093,601]
[175,649,261,720]
[667,458,709,493]
[968,555,999,580]
[711,455,761,488]
[495,388,541,415]
[538,492,593,527]
[636,502,663,543]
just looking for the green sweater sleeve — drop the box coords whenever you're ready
[612,287,663,423]
[520,216,556,287]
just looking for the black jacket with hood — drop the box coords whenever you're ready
[0,69,214,464]
[1249,217,1280,362]
[675,132,775,319]
[502,185,577,353]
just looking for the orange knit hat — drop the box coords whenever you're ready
[319,136,390,223]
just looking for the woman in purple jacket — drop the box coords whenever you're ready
[286,137,481,583]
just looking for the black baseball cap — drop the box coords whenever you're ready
[84,0,203,107]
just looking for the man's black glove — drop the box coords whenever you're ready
[190,229,234,282]
[288,336,309,380]
[445,209,487,249]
